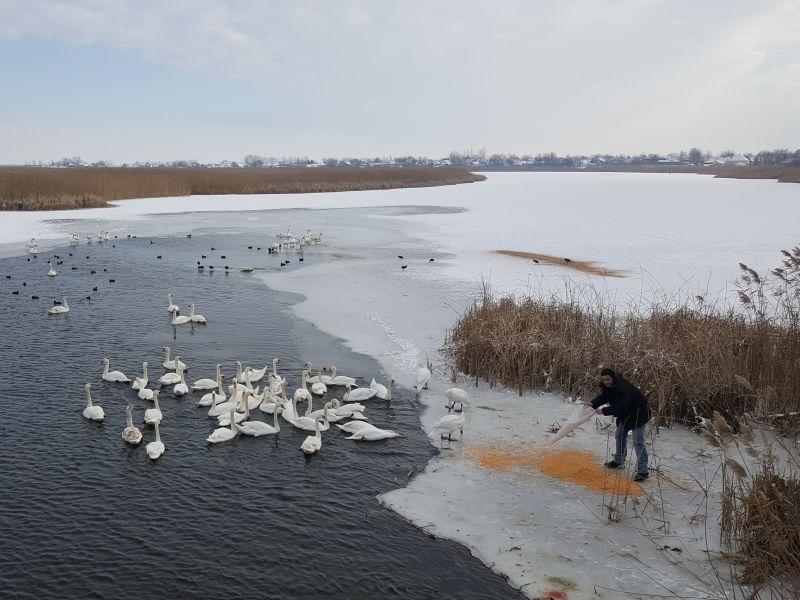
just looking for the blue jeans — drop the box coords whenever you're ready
[614,423,648,474]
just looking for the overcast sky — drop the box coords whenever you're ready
[1,0,799,163]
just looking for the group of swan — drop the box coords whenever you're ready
[167,293,207,325]
[274,229,323,248]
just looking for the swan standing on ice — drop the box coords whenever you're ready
[144,390,163,425]
[327,366,356,387]
[192,363,220,391]
[122,404,142,445]
[445,388,468,413]
[47,296,69,315]
[370,377,396,400]
[173,364,189,396]
[167,294,180,313]
[188,303,206,324]
[47,262,57,277]
[207,408,239,443]
[132,362,149,390]
[301,416,323,455]
[430,412,465,448]
[237,405,282,437]
[102,358,130,383]
[197,370,226,407]
[82,383,104,421]
[416,362,432,390]
[346,423,400,441]
[343,383,376,403]
[146,422,165,459]
[161,347,187,371]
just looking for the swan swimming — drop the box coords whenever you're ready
[346,423,400,441]
[159,360,183,385]
[173,364,189,396]
[289,396,331,432]
[188,303,207,324]
[132,362,149,390]
[258,380,286,414]
[318,399,367,422]
[171,311,191,325]
[237,405,281,437]
[47,296,69,315]
[144,390,163,425]
[47,262,57,277]
[146,422,165,459]
[138,386,154,401]
[167,293,180,313]
[370,377,396,400]
[207,389,238,418]
[192,363,221,391]
[306,364,332,385]
[197,370,226,407]
[301,416,323,455]
[102,358,130,383]
[336,421,373,434]
[327,365,356,387]
[82,383,104,421]
[293,370,313,404]
[207,408,239,443]
[122,404,142,445]
[343,383,376,403]
[161,347,187,371]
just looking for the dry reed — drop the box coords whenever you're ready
[0,167,485,211]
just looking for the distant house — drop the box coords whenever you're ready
[723,154,750,166]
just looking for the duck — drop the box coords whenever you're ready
[192,363,221,391]
[82,383,104,421]
[47,262,57,277]
[197,370,226,407]
[173,364,189,396]
[167,293,179,313]
[343,383,376,403]
[171,311,191,325]
[161,347,187,371]
[416,362,432,390]
[207,408,239,443]
[327,365,356,387]
[445,387,468,412]
[122,404,142,445]
[430,412,465,447]
[370,377,396,400]
[132,362,149,390]
[101,358,130,382]
[293,370,313,404]
[47,296,69,315]
[301,416,324,455]
[144,390,163,425]
[188,303,207,324]
[346,424,400,441]
[237,405,282,437]
[146,422,166,459]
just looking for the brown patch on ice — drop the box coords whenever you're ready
[330,253,364,261]
[494,250,628,278]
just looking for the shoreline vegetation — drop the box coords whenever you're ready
[0,167,485,211]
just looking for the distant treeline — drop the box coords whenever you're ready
[0,167,484,211]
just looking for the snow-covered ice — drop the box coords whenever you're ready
[4,172,797,598]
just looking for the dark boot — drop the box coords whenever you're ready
[633,472,649,482]
[604,461,621,469]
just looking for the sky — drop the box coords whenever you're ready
[1,0,799,164]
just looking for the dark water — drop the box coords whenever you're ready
[0,231,514,599]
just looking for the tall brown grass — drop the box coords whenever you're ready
[444,248,800,423]
[0,167,485,211]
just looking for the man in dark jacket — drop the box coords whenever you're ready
[589,368,650,481]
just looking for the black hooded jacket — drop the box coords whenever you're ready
[590,373,649,431]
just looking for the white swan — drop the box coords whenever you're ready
[167,293,179,313]
[132,362,149,390]
[321,399,367,422]
[47,296,69,315]
[445,387,468,412]
[159,356,184,385]
[258,380,286,415]
[248,359,274,383]
[346,424,400,441]
[188,303,207,324]
[293,370,313,404]
[144,390,163,425]
[173,364,189,396]
[192,363,220,391]
[310,380,327,396]
[237,405,281,437]
[82,383,104,421]
[307,400,357,423]
[101,358,130,382]
[430,412,465,446]
[416,363,431,390]
[290,396,330,432]
[217,398,248,426]
[343,383,376,403]
[171,311,191,325]
[336,421,373,434]
[207,390,238,418]
[301,416,323,455]
[122,404,142,444]
[138,386,154,401]
[327,365,356,387]
[146,422,165,459]
[161,347,187,371]
[238,388,262,411]
[197,370,226,407]
[370,377,396,400]
[306,364,332,384]
[233,360,248,385]
[47,262,57,277]
[207,408,239,443]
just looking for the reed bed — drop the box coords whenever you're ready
[0,167,485,211]
[445,248,800,424]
